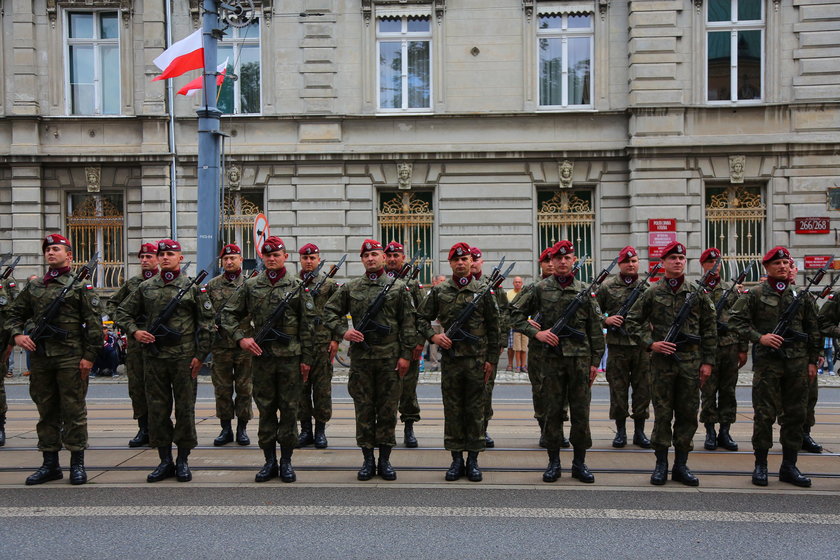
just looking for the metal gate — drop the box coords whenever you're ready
[66,193,124,288]
[378,191,433,283]
[705,185,765,282]
[221,191,262,271]
[537,189,594,281]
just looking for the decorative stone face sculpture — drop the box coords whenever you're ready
[86,166,101,193]
[729,155,745,184]
[559,160,574,189]
[397,162,413,190]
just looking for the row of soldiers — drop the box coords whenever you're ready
[0,233,836,488]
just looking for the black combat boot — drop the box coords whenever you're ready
[255,447,278,482]
[752,449,769,487]
[559,423,570,448]
[632,419,651,448]
[445,451,465,481]
[650,449,668,486]
[779,448,812,487]
[542,449,561,483]
[484,420,495,448]
[612,419,627,448]
[404,420,418,448]
[377,446,397,480]
[297,419,314,447]
[671,450,699,486]
[357,447,376,481]
[25,451,63,486]
[213,419,234,446]
[279,446,296,483]
[801,426,822,453]
[128,415,149,448]
[466,451,482,482]
[69,450,87,485]
[717,423,738,451]
[537,418,546,448]
[0,414,6,447]
[571,448,595,483]
[175,447,192,482]
[703,423,717,450]
[313,421,328,449]
[235,419,250,446]
[147,447,176,483]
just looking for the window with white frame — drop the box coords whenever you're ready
[377,16,432,111]
[66,11,120,115]
[706,0,763,103]
[537,12,593,108]
[218,18,261,114]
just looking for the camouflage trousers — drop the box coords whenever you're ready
[649,354,700,452]
[752,356,809,451]
[805,374,818,428]
[211,348,253,421]
[252,355,302,450]
[399,358,421,423]
[347,357,403,448]
[0,359,6,416]
[441,356,487,453]
[29,354,89,452]
[540,356,592,450]
[299,347,333,424]
[700,343,740,424]
[484,363,498,424]
[605,344,650,421]
[124,340,146,419]
[526,349,544,420]
[144,356,198,449]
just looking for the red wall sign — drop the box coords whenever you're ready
[648,219,677,259]
[804,255,834,270]
[795,217,830,234]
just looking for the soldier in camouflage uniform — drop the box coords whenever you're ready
[221,236,315,483]
[417,242,500,481]
[729,247,820,487]
[0,265,20,447]
[323,239,415,481]
[115,239,214,483]
[385,241,425,448]
[106,242,159,447]
[510,240,605,484]
[6,234,101,485]
[595,246,652,449]
[817,284,840,452]
[697,248,748,452]
[792,263,823,453]
[205,243,253,447]
[625,241,717,487]
[297,243,340,449]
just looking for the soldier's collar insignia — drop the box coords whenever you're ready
[386,270,396,278]
[367,268,385,281]
[142,269,156,280]
[707,275,719,288]
[667,275,684,292]
[43,266,71,284]
[773,280,788,293]
[225,270,242,282]
[620,274,637,285]
[162,269,180,284]
[554,275,573,288]
[266,267,286,285]
[455,274,471,287]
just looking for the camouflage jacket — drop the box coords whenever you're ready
[386,270,425,348]
[306,276,341,346]
[818,290,840,338]
[416,277,500,364]
[0,276,20,345]
[106,273,148,325]
[5,271,102,362]
[625,277,718,365]
[115,273,214,361]
[220,271,316,363]
[729,281,820,363]
[206,273,247,350]
[596,274,647,347]
[322,272,416,361]
[704,280,748,350]
[478,274,510,341]
[511,279,545,355]
[509,277,605,366]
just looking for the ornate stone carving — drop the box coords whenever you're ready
[694,0,704,14]
[48,1,134,29]
[85,167,101,193]
[558,160,574,189]
[397,162,413,190]
[362,1,446,25]
[522,0,534,21]
[227,164,242,191]
[729,155,746,184]
[599,0,609,20]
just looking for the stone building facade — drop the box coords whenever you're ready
[0,0,838,287]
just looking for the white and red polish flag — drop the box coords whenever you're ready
[177,58,230,96]
[152,29,203,81]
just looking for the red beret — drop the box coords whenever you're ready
[550,240,575,258]
[219,244,241,258]
[448,242,472,260]
[137,243,158,258]
[469,247,482,260]
[538,248,552,263]
[157,239,182,253]
[617,246,637,263]
[700,248,720,264]
[261,236,285,254]
[42,233,72,253]
[660,241,686,258]
[763,246,791,264]
[360,239,383,255]
[299,243,319,256]
[384,241,404,254]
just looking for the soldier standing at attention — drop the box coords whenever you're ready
[416,242,499,481]
[595,246,651,449]
[6,234,101,485]
[384,241,425,448]
[205,244,253,447]
[0,265,20,447]
[698,248,748,452]
[510,240,604,483]
[115,240,214,483]
[729,247,820,487]
[221,236,314,483]
[106,242,159,447]
[625,241,717,486]
[297,243,340,449]
[323,239,415,481]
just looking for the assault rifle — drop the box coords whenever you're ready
[769,256,833,357]
[144,268,209,356]
[400,253,422,280]
[353,259,413,350]
[444,260,515,347]
[409,253,426,281]
[1,256,21,280]
[213,266,262,328]
[27,253,99,355]
[661,255,721,361]
[0,253,12,268]
[715,260,756,333]
[608,262,663,336]
[309,254,347,298]
[252,262,323,346]
[816,271,840,300]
